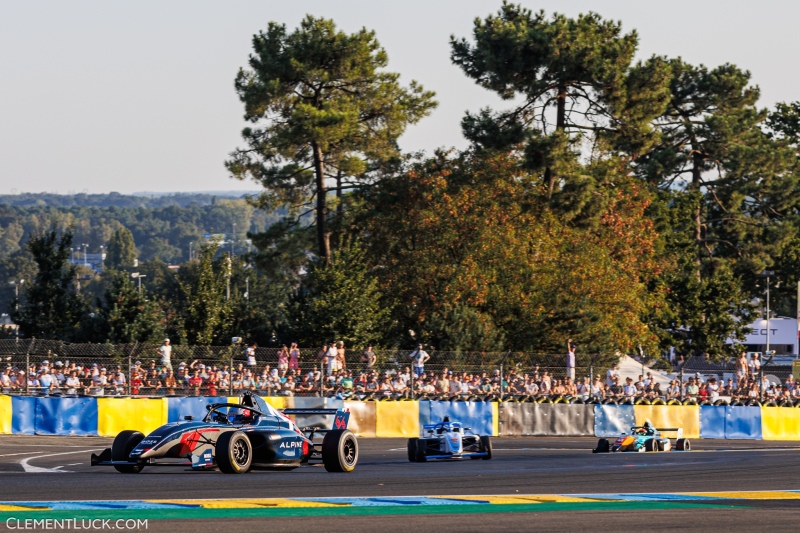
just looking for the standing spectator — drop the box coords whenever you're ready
[749,353,761,379]
[667,380,681,399]
[685,377,699,398]
[318,343,329,373]
[326,342,339,375]
[188,369,204,395]
[622,377,636,399]
[289,343,300,371]
[336,341,347,371]
[605,362,620,387]
[409,345,430,377]
[111,372,126,395]
[566,339,576,381]
[91,369,108,396]
[736,352,748,386]
[277,345,290,372]
[590,377,604,399]
[65,370,81,395]
[157,338,173,372]
[246,342,257,367]
[131,371,144,396]
[361,344,377,372]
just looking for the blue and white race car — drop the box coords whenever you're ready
[407,416,492,462]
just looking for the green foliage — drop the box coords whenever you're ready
[227,15,437,263]
[176,244,231,345]
[287,242,388,348]
[105,227,137,269]
[93,269,164,343]
[13,229,88,340]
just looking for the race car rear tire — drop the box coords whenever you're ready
[657,440,665,452]
[645,438,656,452]
[593,438,610,453]
[415,439,427,462]
[675,438,691,451]
[322,429,359,472]
[480,436,492,460]
[216,431,253,474]
[111,430,145,473]
[407,438,418,462]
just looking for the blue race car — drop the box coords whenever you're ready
[91,391,358,473]
[408,416,492,462]
[593,420,690,453]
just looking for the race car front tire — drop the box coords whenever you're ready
[480,436,492,460]
[415,439,427,462]
[593,438,610,453]
[407,438,418,462]
[645,438,657,452]
[216,431,253,474]
[675,438,691,451]
[111,430,145,474]
[322,429,359,472]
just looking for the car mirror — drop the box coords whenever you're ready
[463,427,471,431]
[184,415,194,421]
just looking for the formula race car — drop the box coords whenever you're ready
[593,420,690,453]
[408,416,492,462]
[91,391,358,473]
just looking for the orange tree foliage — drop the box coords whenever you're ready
[360,150,662,356]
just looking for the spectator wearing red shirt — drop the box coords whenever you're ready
[188,369,204,396]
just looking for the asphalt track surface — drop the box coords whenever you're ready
[2,435,800,532]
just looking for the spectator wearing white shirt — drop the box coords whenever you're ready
[605,363,620,387]
[622,377,637,398]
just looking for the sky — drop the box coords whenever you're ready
[1,1,798,195]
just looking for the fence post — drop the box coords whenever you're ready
[589,363,594,400]
[25,352,30,395]
[128,342,136,396]
[679,365,684,402]
[319,357,325,398]
[229,355,234,397]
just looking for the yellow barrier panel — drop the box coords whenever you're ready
[633,405,700,439]
[492,402,500,437]
[375,401,419,437]
[97,398,168,437]
[0,395,11,434]
[761,406,800,440]
[263,397,288,410]
[343,401,376,437]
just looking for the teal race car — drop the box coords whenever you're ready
[593,420,690,453]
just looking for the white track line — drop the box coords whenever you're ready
[19,449,103,473]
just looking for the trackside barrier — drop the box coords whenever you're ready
[34,397,98,436]
[0,395,11,434]
[97,398,168,437]
[761,406,800,440]
[594,404,635,437]
[700,405,762,440]
[343,400,376,437]
[633,405,700,439]
[427,401,494,436]
[7,395,800,439]
[500,403,594,436]
[376,401,420,437]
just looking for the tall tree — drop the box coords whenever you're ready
[94,270,164,343]
[227,15,437,263]
[450,3,671,211]
[639,60,796,356]
[13,229,87,340]
[105,227,138,270]
[176,244,231,345]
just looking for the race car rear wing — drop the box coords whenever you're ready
[282,408,350,431]
[656,427,683,439]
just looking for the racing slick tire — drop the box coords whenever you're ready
[675,438,691,451]
[645,438,657,452]
[480,436,493,460]
[415,439,428,462]
[407,438,419,462]
[322,429,359,472]
[593,438,610,453]
[111,430,145,473]
[216,431,253,474]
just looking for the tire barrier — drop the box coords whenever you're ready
[499,403,594,436]
[3,394,800,440]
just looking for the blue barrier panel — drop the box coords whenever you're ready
[700,405,762,439]
[167,397,218,423]
[11,396,36,434]
[700,405,726,439]
[429,401,494,436]
[594,404,635,437]
[727,405,762,439]
[35,397,98,436]
[418,400,431,428]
